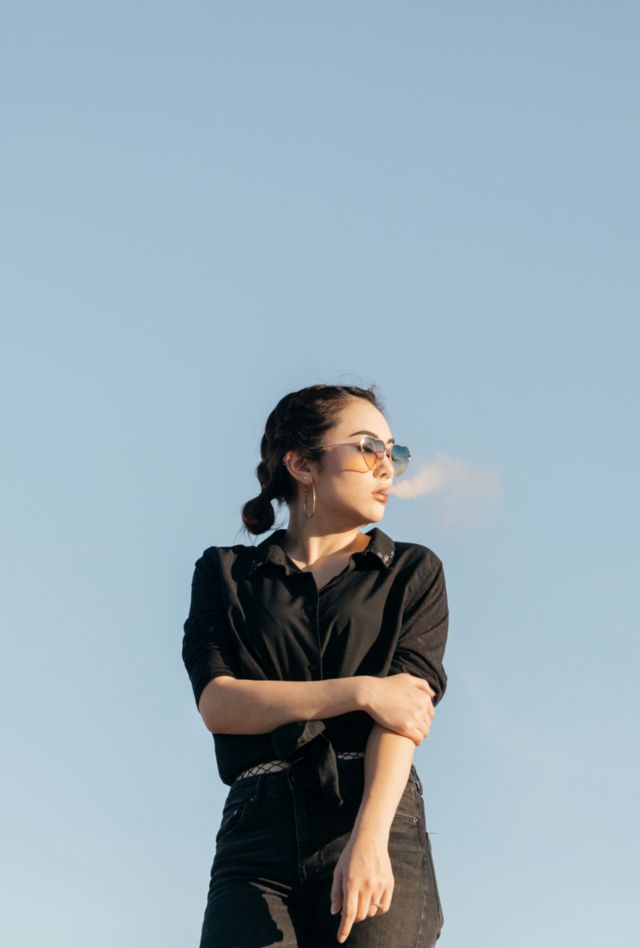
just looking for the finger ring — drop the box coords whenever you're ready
[372,902,383,909]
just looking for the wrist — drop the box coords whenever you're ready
[354,675,377,714]
[351,814,391,844]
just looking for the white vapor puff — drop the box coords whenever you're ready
[388,452,503,527]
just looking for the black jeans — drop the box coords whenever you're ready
[198,756,444,947]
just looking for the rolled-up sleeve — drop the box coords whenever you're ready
[182,549,239,710]
[389,556,449,705]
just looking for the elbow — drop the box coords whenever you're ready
[199,708,217,733]
[197,675,236,733]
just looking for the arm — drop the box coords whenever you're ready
[330,555,450,942]
[346,555,448,835]
[351,723,416,840]
[330,725,416,942]
[183,549,393,736]
[197,675,371,734]
[388,557,449,705]
[182,550,370,732]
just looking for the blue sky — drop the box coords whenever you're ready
[1,3,638,946]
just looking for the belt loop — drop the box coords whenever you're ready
[412,766,423,796]
[250,773,266,805]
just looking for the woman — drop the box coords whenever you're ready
[182,383,449,947]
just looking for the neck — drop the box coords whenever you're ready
[281,518,370,567]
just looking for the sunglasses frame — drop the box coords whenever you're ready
[319,435,412,477]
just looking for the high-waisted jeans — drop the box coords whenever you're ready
[198,756,444,947]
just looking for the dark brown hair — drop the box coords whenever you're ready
[241,383,385,537]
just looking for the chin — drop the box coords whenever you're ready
[369,506,386,522]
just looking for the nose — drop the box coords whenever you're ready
[375,449,394,479]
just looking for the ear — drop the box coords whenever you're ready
[283,451,313,485]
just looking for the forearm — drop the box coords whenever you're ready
[351,723,416,842]
[198,675,371,734]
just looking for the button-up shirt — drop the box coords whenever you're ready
[181,526,449,807]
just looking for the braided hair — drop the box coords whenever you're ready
[241,382,385,536]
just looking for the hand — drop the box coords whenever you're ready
[330,831,394,944]
[365,674,435,746]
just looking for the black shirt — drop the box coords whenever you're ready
[181,526,449,807]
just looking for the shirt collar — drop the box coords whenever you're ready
[247,527,395,578]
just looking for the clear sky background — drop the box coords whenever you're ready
[2,3,638,946]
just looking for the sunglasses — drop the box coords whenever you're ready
[320,436,412,477]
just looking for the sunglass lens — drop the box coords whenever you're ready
[361,438,411,476]
[360,437,380,470]
[391,445,411,476]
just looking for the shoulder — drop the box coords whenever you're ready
[190,541,260,577]
[196,542,253,559]
[389,540,448,617]
[390,540,445,601]
[392,539,444,576]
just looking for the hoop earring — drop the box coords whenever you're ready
[303,481,316,520]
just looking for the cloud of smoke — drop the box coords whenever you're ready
[388,452,503,527]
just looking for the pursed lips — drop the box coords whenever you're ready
[372,489,389,503]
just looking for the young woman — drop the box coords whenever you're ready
[182,383,449,947]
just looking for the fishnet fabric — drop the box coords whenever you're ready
[233,751,364,782]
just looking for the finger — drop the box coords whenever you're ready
[379,891,392,914]
[379,879,394,915]
[397,723,422,744]
[330,867,343,916]
[357,889,373,922]
[369,883,393,917]
[367,893,385,916]
[337,891,358,944]
[395,728,414,744]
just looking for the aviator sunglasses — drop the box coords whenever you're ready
[319,435,412,477]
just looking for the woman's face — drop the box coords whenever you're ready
[301,398,395,527]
